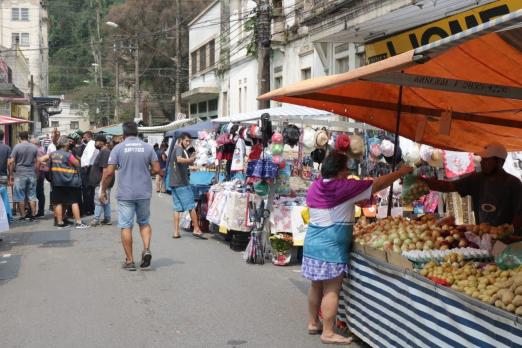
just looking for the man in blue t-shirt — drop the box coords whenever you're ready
[100,122,162,271]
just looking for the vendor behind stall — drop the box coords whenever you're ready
[421,143,522,239]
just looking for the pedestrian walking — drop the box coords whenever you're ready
[0,129,12,222]
[8,131,38,221]
[80,131,98,215]
[169,133,206,240]
[100,122,162,271]
[155,143,167,193]
[89,134,113,226]
[39,136,89,229]
[32,137,47,217]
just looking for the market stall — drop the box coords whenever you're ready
[258,10,522,347]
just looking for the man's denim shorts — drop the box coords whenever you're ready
[13,175,37,202]
[171,185,196,212]
[117,199,151,228]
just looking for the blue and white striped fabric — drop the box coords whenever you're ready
[338,253,522,348]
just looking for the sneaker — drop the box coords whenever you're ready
[122,261,137,271]
[90,220,100,227]
[140,249,152,268]
[56,223,67,229]
[74,222,90,229]
[101,220,112,225]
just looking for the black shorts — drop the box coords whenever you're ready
[51,186,82,205]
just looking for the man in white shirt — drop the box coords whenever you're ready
[80,131,98,215]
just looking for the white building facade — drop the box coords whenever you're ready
[0,0,49,97]
[43,100,90,135]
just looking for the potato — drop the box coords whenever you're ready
[495,300,505,309]
[516,307,522,316]
[507,304,516,313]
[502,291,514,306]
[516,286,522,296]
[513,295,522,307]
[502,279,514,288]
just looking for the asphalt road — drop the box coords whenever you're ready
[0,187,363,348]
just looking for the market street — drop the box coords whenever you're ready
[0,189,363,348]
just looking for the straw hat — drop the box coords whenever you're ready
[428,149,444,168]
[349,135,364,157]
[404,143,421,165]
[420,145,434,162]
[315,130,329,148]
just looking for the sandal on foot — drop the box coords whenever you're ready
[193,233,207,240]
[172,235,181,239]
[308,328,322,335]
[320,336,353,345]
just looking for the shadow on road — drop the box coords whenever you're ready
[146,257,185,271]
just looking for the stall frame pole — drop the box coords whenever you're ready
[387,83,403,217]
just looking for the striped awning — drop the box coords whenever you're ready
[259,10,522,152]
[339,253,522,348]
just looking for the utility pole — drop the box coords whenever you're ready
[96,5,104,88]
[134,36,140,120]
[175,0,182,118]
[114,43,119,122]
[257,0,271,109]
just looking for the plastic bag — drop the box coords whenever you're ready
[496,242,522,270]
[401,174,429,204]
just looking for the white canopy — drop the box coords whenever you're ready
[212,104,376,130]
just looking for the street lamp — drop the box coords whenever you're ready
[105,21,140,122]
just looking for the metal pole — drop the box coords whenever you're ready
[134,36,140,120]
[257,0,271,109]
[387,84,403,217]
[114,48,119,122]
[175,0,182,118]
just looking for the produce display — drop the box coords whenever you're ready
[354,216,513,254]
[421,254,522,316]
[402,248,490,263]
[354,216,471,253]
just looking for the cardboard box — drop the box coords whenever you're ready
[386,250,413,270]
[364,245,387,262]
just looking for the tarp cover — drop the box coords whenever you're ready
[164,120,217,139]
[259,11,522,152]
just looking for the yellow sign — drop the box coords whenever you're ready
[365,0,522,64]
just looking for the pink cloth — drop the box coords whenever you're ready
[306,178,373,209]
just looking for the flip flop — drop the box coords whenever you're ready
[172,235,181,239]
[193,233,208,240]
[308,329,322,335]
[320,337,353,345]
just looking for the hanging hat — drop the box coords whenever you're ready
[254,125,262,139]
[282,125,300,147]
[272,143,283,155]
[303,127,316,149]
[368,137,382,158]
[380,139,395,158]
[272,154,282,165]
[315,130,329,148]
[384,146,402,165]
[428,149,444,168]
[349,135,364,157]
[271,132,283,144]
[420,145,434,162]
[335,133,350,152]
[250,125,257,139]
[254,181,269,196]
[311,148,326,164]
[404,143,421,165]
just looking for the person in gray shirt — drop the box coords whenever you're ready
[169,133,206,240]
[8,131,38,220]
[100,122,162,271]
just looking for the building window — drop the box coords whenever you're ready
[222,91,228,116]
[238,88,242,112]
[51,121,59,128]
[20,33,29,46]
[11,33,19,48]
[243,86,247,111]
[190,103,197,115]
[191,52,197,75]
[21,8,29,21]
[335,57,349,73]
[208,40,215,67]
[301,67,311,80]
[70,121,79,130]
[11,8,19,21]
[274,76,282,89]
[208,98,218,112]
[199,45,207,71]
[198,101,207,113]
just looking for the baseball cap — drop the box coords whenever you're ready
[476,142,507,160]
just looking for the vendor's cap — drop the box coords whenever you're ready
[476,142,507,160]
